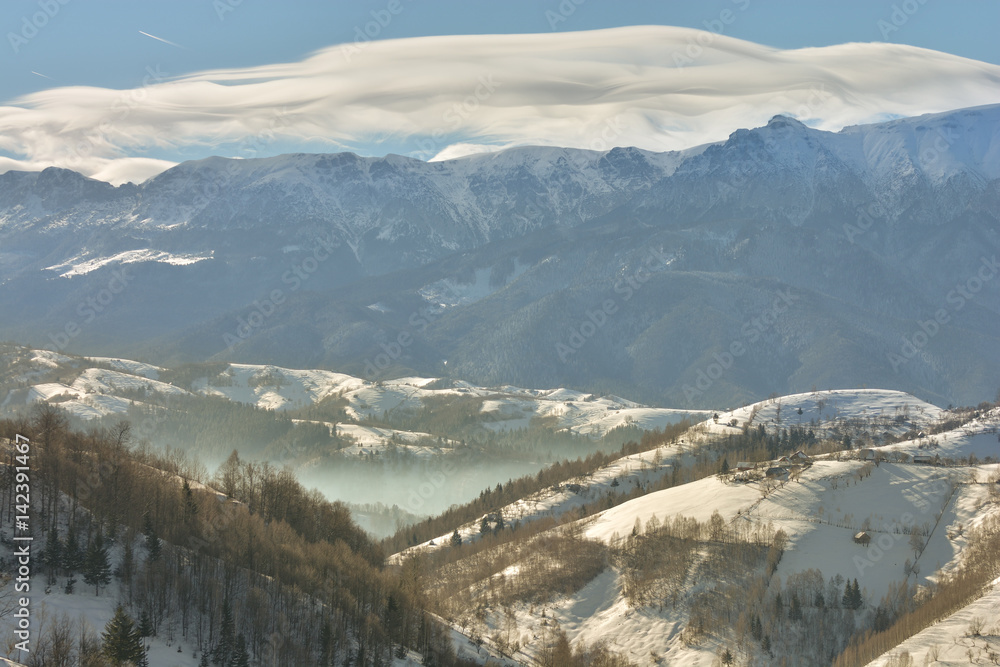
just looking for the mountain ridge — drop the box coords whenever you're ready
[1,104,998,408]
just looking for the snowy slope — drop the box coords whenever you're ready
[448,461,999,666]
[865,576,1000,666]
[428,393,997,666]
[392,389,954,562]
[703,389,944,438]
[871,407,1000,462]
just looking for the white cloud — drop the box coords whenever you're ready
[2,26,1000,184]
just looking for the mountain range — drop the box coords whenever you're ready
[1,104,999,408]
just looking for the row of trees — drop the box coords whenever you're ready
[384,420,694,553]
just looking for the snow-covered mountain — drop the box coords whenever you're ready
[1,105,999,407]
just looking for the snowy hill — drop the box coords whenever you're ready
[392,388,963,560]
[540,462,998,665]
[0,346,705,438]
[704,389,945,437]
[424,419,999,665]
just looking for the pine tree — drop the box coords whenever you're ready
[102,605,145,666]
[720,458,730,474]
[851,578,863,609]
[43,529,63,577]
[450,529,461,547]
[183,479,199,524]
[138,610,154,638]
[789,592,803,621]
[230,634,250,667]
[212,600,235,666]
[843,578,863,610]
[319,622,334,666]
[143,514,161,562]
[84,531,112,595]
[873,605,891,632]
[199,651,210,667]
[64,522,82,575]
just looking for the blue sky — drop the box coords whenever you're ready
[3,0,997,98]
[2,0,999,183]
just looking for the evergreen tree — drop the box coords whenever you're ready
[212,600,236,666]
[230,634,250,667]
[319,622,334,666]
[873,605,891,632]
[750,613,762,641]
[199,651,210,667]
[102,605,145,666]
[118,536,135,583]
[84,531,112,595]
[450,529,462,548]
[851,578,863,609]
[720,458,730,474]
[138,610,154,638]
[789,592,803,621]
[843,578,863,610]
[143,513,161,562]
[64,523,82,575]
[64,576,76,595]
[183,479,199,524]
[43,529,63,577]
[762,635,771,655]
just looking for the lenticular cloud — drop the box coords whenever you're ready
[2,25,1000,184]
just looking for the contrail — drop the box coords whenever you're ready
[31,71,53,79]
[139,30,183,49]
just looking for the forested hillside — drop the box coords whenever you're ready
[0,406,475,666]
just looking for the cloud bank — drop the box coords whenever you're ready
[2,25,1000,184]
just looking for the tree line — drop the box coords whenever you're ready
[0,406,478,666]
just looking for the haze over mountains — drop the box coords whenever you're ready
[1,104,999,408]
